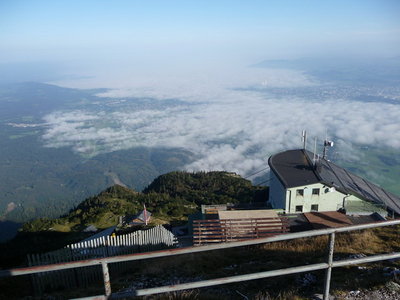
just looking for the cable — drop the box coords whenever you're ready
[244,166,270,179]
[255,178,271,186]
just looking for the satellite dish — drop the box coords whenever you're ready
[323,139,334,160]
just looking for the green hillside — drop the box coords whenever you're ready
[21,171,268,232]
[0,82,193,223]
[144,171,267,205]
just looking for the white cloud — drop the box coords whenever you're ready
[42,66,400,178]
[53,65,315,102]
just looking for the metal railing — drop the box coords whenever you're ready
[1,219,400,300]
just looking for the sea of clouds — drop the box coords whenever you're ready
[44,66,400,177]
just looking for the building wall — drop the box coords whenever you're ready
[268,171,286,209]
[286,183,346,213]
[268,173,385,215]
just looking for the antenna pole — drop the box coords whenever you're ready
[323,140,334,160]
[313,137,317,166]
[302,130,307,150]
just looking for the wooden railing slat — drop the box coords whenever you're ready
[194,217,289,245]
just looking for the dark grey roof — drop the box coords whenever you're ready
[269,149,400,215]
[268,149,320,188]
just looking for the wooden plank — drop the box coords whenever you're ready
[194,230,287,235]
[193,226,286,234]
[194,226,286,232]
[195,231,284,238]
[194,227,288,244]
[193,235,227,239]
[193,228,222,231]
[193,222,221,225]
[218,210,279,220]
[193,220,221,223]
[219,217,283,222]
[195,225,288,231]
[224,224,283,229]
[220,221,282,226]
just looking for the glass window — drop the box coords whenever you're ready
[295,205,303,212]
[311,204,319,212]
[296,189,304,196]
[312,188,320,195]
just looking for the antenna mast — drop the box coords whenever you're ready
[302,130,307,150]
[323,140,334,160]
[313,137,317,166]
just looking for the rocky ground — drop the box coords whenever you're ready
[312,281,400,300]
[341,281,400,300]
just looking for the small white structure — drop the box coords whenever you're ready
[268,149,400,217]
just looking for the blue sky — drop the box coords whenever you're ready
[1,0,400,68]
[1,1,400,189]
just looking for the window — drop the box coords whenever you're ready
[295,205,303,212]
[311,204,319,212]
[312,188,320,195]
[296,189,304,196]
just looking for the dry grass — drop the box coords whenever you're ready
[260,225,400,257]
[262,235,329,253]
[139,287,306,300]
[143,290,200,300]
[111,225,400,299]
[335,230,382,254]
[253,290,306,300]
[335,226,400,254]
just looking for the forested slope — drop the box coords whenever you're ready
[21,171,268,232]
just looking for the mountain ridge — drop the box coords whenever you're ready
[20,171,268,233]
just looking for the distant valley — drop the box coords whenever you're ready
[0,83,194,226]
[1,58,400,239]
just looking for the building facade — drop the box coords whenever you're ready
[268,149,398,216]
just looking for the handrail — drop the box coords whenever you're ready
[1,219,400,300]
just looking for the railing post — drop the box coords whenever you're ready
[102,261,111,297]
[323,232,335,300]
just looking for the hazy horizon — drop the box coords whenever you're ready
[1,1,400,80]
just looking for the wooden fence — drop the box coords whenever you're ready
[27,225,177,295]
[193,217,289,245]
